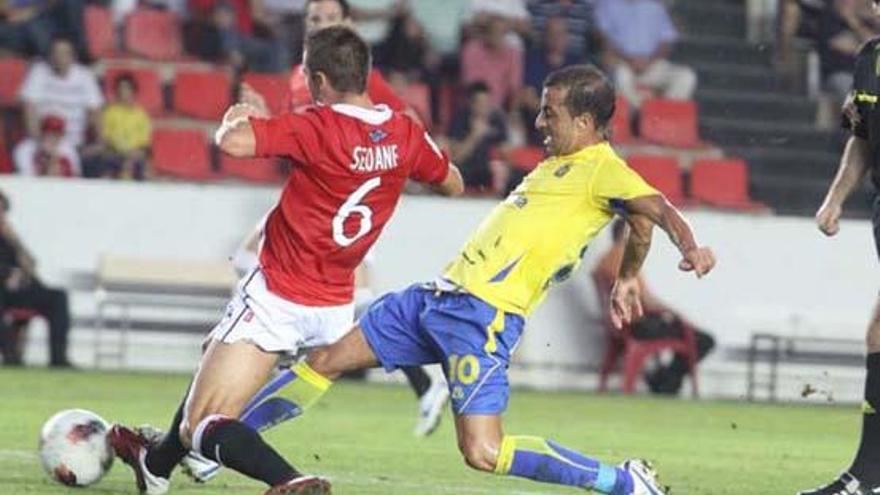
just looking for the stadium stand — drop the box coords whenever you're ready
[241,73,289,116]
[0,58,27,107]
[172,69,231,120]
[219,155,284,183]
[151,128,214,179]
[102,66,164,116]
[626,154,686,206]
[609,96,634,145]
[124,9,184,61]
[84,6,116,59]
[639,99,702,149]
[690,158,765,210]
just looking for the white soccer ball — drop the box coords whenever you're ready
[39,409,114,486]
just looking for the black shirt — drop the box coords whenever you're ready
[845,37,880,190]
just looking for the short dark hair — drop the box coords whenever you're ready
[466,81,490,99]
[306,26,370,94]
[543,64,616,137]
[114,72,138,94]
[305,0,351,18]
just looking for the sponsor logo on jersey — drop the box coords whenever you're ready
[368,129,388,143]
[554,163,572,178]
[350,145,400,173]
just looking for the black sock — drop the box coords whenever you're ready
[145,401,188,479]
[851,353,880,483]
[401,366,432,398]
[199,418,299,486]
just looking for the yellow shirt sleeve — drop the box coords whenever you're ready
[590,158,659,212]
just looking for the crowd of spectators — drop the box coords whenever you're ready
[0,0,698,195]
[779,0,880,102]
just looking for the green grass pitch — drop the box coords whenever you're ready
[0,368,861,494]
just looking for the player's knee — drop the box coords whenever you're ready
[458,438,500,473]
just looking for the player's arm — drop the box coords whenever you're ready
[430,164,465,197]
[817,135,870,236]
[215,103,269,157]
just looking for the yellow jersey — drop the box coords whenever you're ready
[102,103,152,153]
[443,142,658,316]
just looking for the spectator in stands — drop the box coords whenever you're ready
[252,0,305,66]
[0,190,72,368]
[13,115,80,177]
[408,0,469,58]
[465,0,532,51]
[461,14,523,109]
[100,72,152,180]
[510,16,577,149]
[594,0,697,109]
[374,10,435,81]
[213,1,283,72]
[819,0,880,101]
[592,219,715,395]
[448,82,510,194]
[527,0,597,61]
[0,0,55,57]
[19,36,103,148]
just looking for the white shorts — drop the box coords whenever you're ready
[208,268,355,354]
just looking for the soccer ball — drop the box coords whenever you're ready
[39,409,114,486]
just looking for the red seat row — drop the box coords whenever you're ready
[86,6,183,61]
[627,155,764,210]
[151,128,285,183]
[611,97,704,149]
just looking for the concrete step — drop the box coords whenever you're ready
[673,2,746,39]
[696,89,817,123]
[694,61,786,94]
[700,117,838,151]
[726,145,841,177]
[751,175,873,217]
[675,35,774,68]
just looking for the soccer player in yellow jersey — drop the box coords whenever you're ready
[241,65,716,494]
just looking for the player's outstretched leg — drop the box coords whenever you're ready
[455,415,666,495]
[401,366,450,437]
[798,301,880,495]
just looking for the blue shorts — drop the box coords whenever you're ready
[359,284,525,415]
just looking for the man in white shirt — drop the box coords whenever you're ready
[18,36,103,148]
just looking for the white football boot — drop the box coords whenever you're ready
[622,459,668,495]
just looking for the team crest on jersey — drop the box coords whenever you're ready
[368,129,388,143]
[554,163,572,178]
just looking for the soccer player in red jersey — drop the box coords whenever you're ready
[109,26,463,495]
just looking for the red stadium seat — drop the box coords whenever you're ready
[0,124,11,174]
[103,66,164,116]
[173,70,231,120]
[0,58,27,106]
[125,9,183,60]
[639,99,701,148]
[85,5,116,58]
[220,155,284,183]
[691,158,764,210]
[242,73,288,116]
[610,96,634,144]
[626,154,685,205]
[400,82,433,129]
[151,128,214,180]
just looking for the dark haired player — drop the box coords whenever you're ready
[240,64,716,494]
[109,26,462,495]
[801,2,880,493]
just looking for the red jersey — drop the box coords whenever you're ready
[285,65,406,113]
[250,103,450,306]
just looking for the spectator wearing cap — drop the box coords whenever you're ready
[595,0,697,109]
[100,73,151,180]
[19,36,103,147]
[13,115,80,177]
[460,14,523,109]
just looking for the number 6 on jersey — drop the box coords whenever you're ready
[332,177,382,247]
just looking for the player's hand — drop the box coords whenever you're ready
[222,102,264,125]
[239,83,270,117]
[609,277,643,330]
[678,246,716,278]
[816,201,843,237]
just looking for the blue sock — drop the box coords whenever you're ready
[240,363,332,432]
[495,436,633,494]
